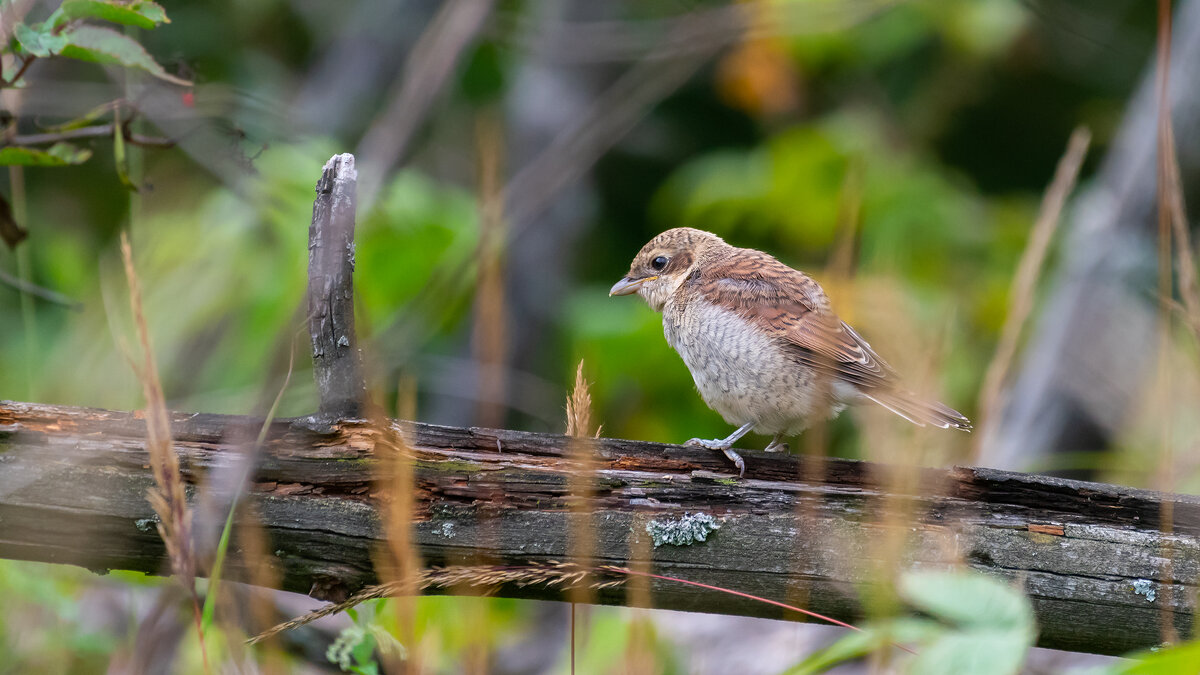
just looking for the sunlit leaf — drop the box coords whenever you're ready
[780,618,940,675]
[0,143,93,167]
[907,630,1031,675]
[112,120,137,191]
[899,570,1033,630]
[13,22,68,58]
[59,25,192,86]
[1076,640,1200,675]
[893,571,1037,675]
[58,0,169,30]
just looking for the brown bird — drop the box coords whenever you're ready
[610,227,970,475]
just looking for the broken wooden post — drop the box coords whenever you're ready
[307,153,366,418]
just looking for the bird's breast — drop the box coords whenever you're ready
[663,299,836,434]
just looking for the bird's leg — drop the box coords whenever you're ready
[764,434,789,453]
[686,421,754,476]
[685,421,754,450]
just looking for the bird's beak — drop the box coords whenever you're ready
[609,275,657,296]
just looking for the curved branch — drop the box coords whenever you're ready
[5,124,175,148]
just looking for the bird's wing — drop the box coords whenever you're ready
[690,250,896,390]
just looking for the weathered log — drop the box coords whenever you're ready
[0,399,1194,656]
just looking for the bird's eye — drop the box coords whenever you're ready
[651,256,669,271]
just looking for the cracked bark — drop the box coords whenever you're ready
[0,399,1195,655]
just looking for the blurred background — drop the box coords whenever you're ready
[2,0,1197,672]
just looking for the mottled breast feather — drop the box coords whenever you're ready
[684,248,897,391]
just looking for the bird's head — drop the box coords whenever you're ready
[609,227,725,312]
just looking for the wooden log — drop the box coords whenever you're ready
[0,399,1195,656]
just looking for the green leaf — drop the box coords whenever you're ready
[899,571,1033,631]
[894,571,1037,675]
[1098,640,1200,675]
[0,143,93,166]
[907,629,1031,675]
[58,24,192,86]
[58,0,170,30]
[112,120,137,190]
[779,618,940,675]
[14,22,68,58]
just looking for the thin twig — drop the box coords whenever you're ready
[502,10,724,234]
[0,265,81,309]
[4,55,35,88]
[356,0,496,205]
[975,127,1091,459]
[5,123,175,148]
[1159,84,1200,344]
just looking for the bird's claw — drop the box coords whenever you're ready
[764,440,789,453]
[686,438,745,477]
[723,448,746,477]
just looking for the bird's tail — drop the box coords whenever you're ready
[862,389,972,431]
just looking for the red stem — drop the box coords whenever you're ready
[604,566,919,656]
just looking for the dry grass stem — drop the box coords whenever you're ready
[384,422,421,671]
[566,360,600,438]
[1162,119,1200,341]
[355,0,496,204]
[472,110,509,429]
[247,562,627,645]
[121,232,210,673]
[622,514,658,675]
[1154,0,1179,644]
[824,156,863,303]
[566,359,600,614]
[121,233,194,586]
[975,126,1091,458]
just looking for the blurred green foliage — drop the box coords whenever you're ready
[785,570,1036,675]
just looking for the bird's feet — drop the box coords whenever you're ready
[764,435,789,453]
[685,437,728,451]
[686,437,746,477]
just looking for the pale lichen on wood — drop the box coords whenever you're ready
[646,512,721,547]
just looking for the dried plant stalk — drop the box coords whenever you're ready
[1153,0,1179,645]
[121,233,194,587]
[566,360,600,438]
[975,127,1091,459]
[380,411,421,672]
[247,562,627,645]
[566,359,600,615]
[472,111,509,429]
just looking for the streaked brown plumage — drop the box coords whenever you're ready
[610,227,970,475]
